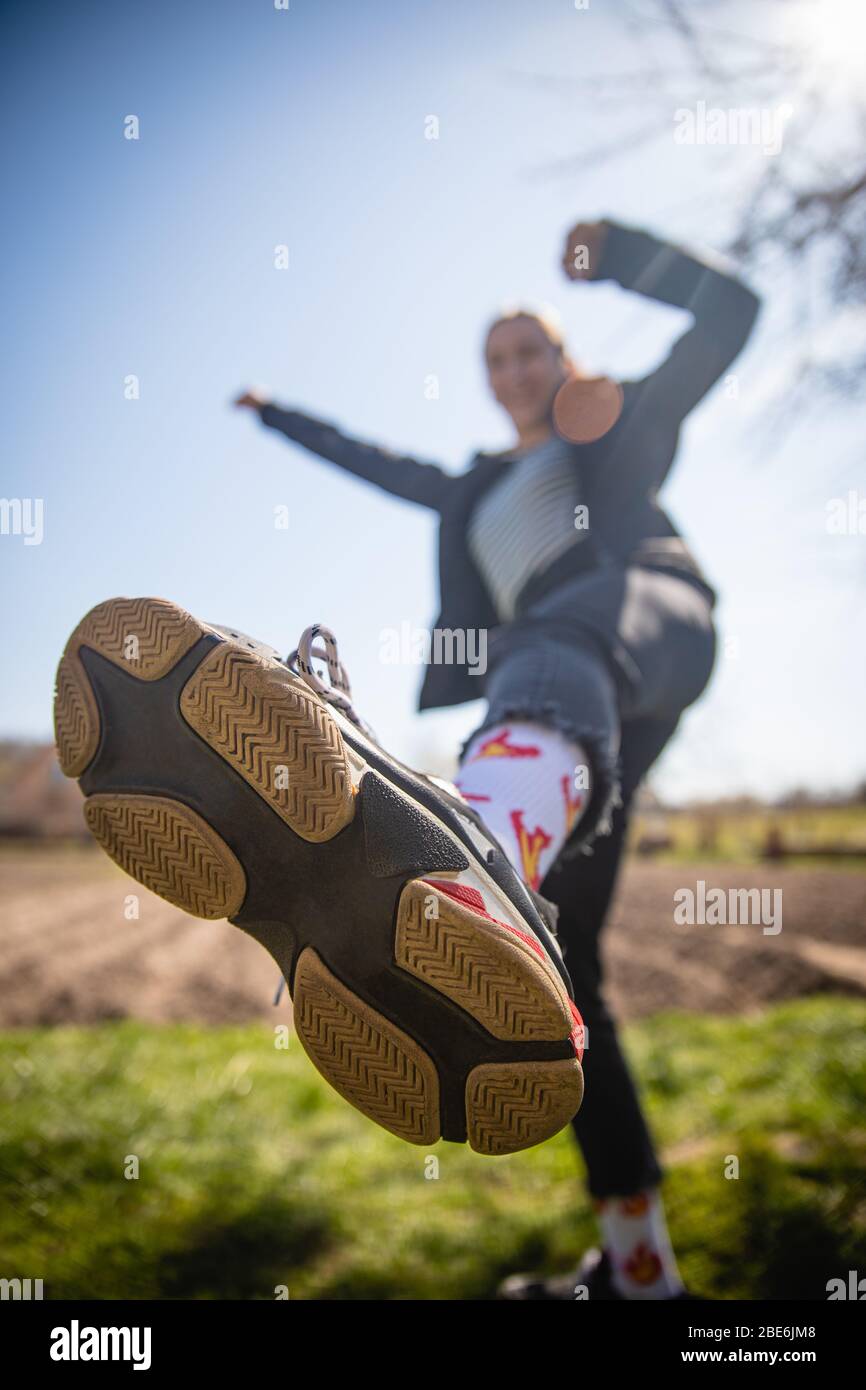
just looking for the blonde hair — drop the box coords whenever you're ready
[484,300,567,359]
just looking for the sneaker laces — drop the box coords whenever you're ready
[285,623,379,742]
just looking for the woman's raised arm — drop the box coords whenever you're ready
[562,218,761,427]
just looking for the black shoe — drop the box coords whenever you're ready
[498,1246,701,1300]
[499,1248,622,1300]
[54,597,585,1155]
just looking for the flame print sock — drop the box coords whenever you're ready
[593,1188,685,1300]
[454,720,590,889]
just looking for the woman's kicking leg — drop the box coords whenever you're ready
[479,568,716,1297]
[454,629,621,889]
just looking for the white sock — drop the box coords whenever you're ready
[593,1188,685,1299]
[454,720,591,889]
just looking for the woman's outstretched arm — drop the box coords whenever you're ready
[563,218,761,426]
[235,392,452,512]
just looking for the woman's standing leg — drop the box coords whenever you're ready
[544,715,679,1194]
[541,721,678,1201]
[539,570,716,1297]
[458,641,687,1297]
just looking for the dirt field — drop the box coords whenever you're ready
[1,843,865,1027]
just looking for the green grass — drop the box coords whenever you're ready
[1,998,865,1299]
[630,804,866,866]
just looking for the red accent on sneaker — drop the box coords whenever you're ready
[421,878,584,1060]
[421,877,547,962]
[568,999,585,1063]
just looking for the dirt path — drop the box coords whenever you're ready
[603,861,866,1019]
[1,846,864,1026]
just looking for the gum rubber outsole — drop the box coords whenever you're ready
[395,879,574,1042]
[83,792,247,920]
[178,641,356,843]
[293,946,441,1145]
[54,597,202,777]
[54,596,584,1154]
[466,1059,586,1157]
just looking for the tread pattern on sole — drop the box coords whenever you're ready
[395,879,573,1042]
[466,1059,584,1156]
[54,596,204,776]
[180,644,355,843]
[292,947,440,1144]
[54,595,584,1157]
[83,793,247,919]
[54,651,102,778]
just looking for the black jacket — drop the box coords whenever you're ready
[258,219,760,714]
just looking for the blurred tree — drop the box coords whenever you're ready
[516,0,865,406]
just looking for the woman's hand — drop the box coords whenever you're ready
[234,388,270,410]
[561,220,609,282]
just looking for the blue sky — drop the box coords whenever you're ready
[2,0,863,801]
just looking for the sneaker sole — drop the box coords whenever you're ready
[55,596,583,1154]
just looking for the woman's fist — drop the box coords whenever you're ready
[561,220,609,282]
[234,388,270,410]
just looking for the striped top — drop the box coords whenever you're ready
[467,435,587,622]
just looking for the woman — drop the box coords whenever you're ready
[54,214,758,1299]
[235,216,761,1299]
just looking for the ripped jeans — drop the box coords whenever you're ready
[459,561,716,1198]
[459,562,716,857]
